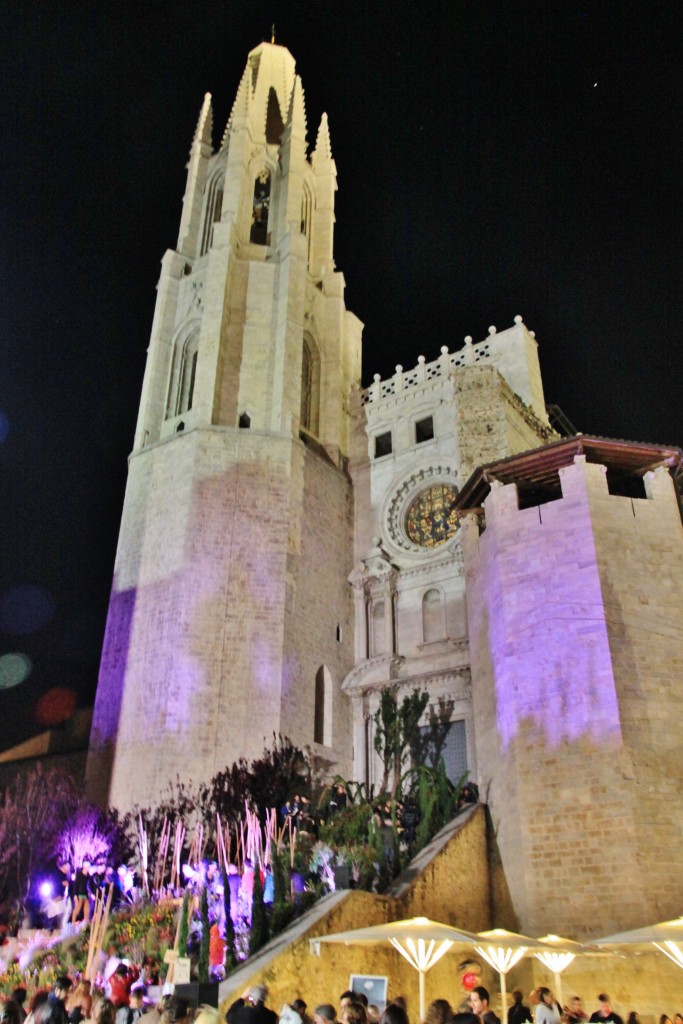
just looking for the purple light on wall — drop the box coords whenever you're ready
[476,485,623,752]
[92,585,138,745]
[492,619,622,751]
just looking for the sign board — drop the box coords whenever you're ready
[174,957,192,984]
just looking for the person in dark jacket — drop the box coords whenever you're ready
[226,987,277,1024]
[508,991,533,1024]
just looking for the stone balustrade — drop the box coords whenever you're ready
[361,316,528,404]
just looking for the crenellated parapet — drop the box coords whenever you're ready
[361,315,548,424]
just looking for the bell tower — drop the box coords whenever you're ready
[88,42,362,809]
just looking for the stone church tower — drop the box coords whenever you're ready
[87,42,362,809]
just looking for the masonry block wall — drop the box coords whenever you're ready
[281,441,355,775]
[454,364,553,483]
[462,455,683,938]
[88,429,355,810]
[588,463,683,920]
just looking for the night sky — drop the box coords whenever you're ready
[0,2,680,749]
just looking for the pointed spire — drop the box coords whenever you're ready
[285,74,307,139]
[312,112,333,167]
[191,92,213,151]
[222,65,251,145]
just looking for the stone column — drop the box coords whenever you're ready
[351,695,367,784]
[382,582,395,655]
[353,584,368,661]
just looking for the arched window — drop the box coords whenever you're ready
[265,88,284,145]
[300,184,313,261]
[314,665,333,746]
[372,600,385,656]
[300,333,320,434]
[422,588,445,643]
[200,172,224,256]
[166,326,200,418]
[250,169,271,245]
[300,185,313,236]
[178,337,198,415]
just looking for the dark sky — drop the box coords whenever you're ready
[0,2,680,750]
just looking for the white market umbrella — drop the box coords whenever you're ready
[311,915,480,1020]
[474,928,551,1019]
[589,917,683,970]
[534,934,586,1006]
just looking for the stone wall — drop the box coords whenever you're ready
[280,439,355,775]
[218,804,683,1019]
[454,365,554,484]
[219,807,491,1015]
[461,455,683,939]
[88,427,355,810]
[587,463,683,921]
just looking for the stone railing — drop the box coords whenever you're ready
[361,316,527,405]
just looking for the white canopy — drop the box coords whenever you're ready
[311,916,480,1019]
[589,917,683,969]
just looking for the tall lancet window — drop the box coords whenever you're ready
[167,327,200,418]
[300,184,313,260]
[200,172,224,255]
[250,169,271,245]
[265,87,284,144]
[177,332,199,414]
[300,333,320,434]
[314,665,333,746]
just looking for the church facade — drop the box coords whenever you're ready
[87,42,683,937]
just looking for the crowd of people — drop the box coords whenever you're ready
[38,862,137,932]
[279,784,478,848]
[0,975,680,1024]
[503,987,683,1024]
[19,778,482,940]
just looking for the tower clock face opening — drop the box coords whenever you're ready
[405,484,460,547]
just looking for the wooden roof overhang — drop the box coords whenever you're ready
[455,435,683,512]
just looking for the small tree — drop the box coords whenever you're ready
[177,890,190,957]
[0,764,79,917]
[221,868,236,972]
[54,805,118,870]
[270,842,293,936]
[197,886,210,983]
[123,776,201,873]
[373,688,429,798]
[398,689,431,790]
[249,866,270,956]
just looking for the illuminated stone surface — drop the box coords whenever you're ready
[88,41,683,956]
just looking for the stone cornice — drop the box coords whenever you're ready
[396,547,464,580]
[342,657,471,698]
[342,655,404,693]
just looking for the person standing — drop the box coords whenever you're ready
[508,991,533,1024]
[589,996,623,1024]
[470,987,501,1024]
[226,987,278,1024]
[565,999,587,1024]
[71,863,91,925]
[535,990,560,1024]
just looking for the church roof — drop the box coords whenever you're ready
[455,434,683,511]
